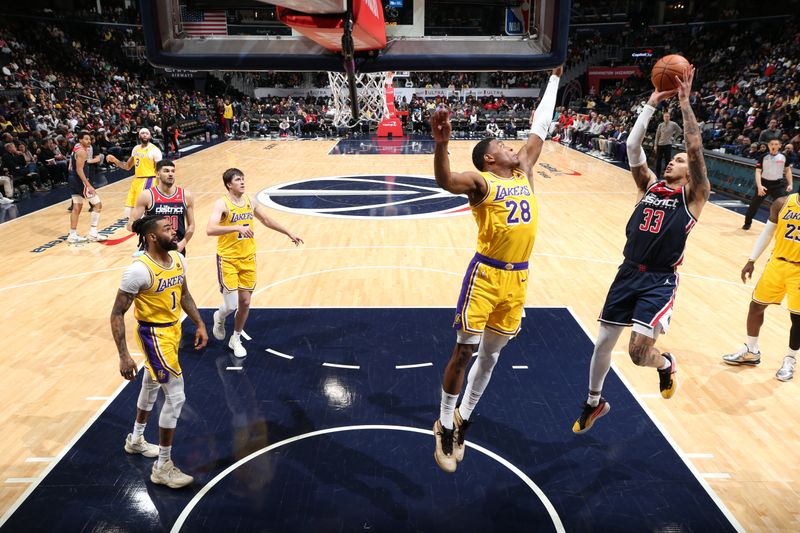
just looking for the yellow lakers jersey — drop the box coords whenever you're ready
[132,144,159,178]
[133,251,185,324]
[772,193,800,262]
[217,194,256,259]
[472,169,538,264]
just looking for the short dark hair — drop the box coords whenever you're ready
[471,137,495,171]
[77,130,91,140]
[131,214,164,251]
[157,159,175,171]
[222,167,244,190]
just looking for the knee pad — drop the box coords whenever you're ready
[71,195,84,205]
[136,377,160,412]
[159,378,186,429]
[87,195,101,206]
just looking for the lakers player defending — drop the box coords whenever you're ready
[429,66,562,473]
[67,130,108,243]
[127,159,195,254]
[111,215,208,488]
[722,191,800,382]
[107,128,163,218]
[206,168,303,358]
[572,66,709,434]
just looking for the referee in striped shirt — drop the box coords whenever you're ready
[743,139,794,230]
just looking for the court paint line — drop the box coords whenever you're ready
[395,362,433,369]
[265,348,294,360]
[702,473,732,479]
[685,453,715,459]
[85,396,111,401]
[251,266,463,299]
[512,365,529,369]
[4,478,40,484]
[321,362,361,370]
[566,306,745,533]
[169,425,565,533]
[23,458,54,463]
[0,347,152,528]
[0,245,749,294]
[225,367,243,371]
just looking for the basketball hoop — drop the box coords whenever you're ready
[328,71,390,128]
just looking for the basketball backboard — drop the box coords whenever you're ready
[139,0,571,73]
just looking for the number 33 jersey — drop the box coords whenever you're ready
[473,169,538,264]
[624,181,697,269]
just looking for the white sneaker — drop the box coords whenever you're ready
[0,197,13,205]
[229,335,247,358]
[67,234,88,244]
[87,233,108,242]
[722,344,761,366]
[212,310,226,341]
[776,356,796,382]
[150,459,193,489]
[124,433,159,457]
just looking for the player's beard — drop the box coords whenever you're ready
[158,235,178,251]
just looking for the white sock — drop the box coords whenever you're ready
[69,229,77,236]
[586,392,601,407]
[232,330,241,340]
[787,349,798,358]
[132,421,146,439]
[747,336,759,353]
[439,389,459,430]
[89,212,101,235]
[157,445,172,468]
[658,356,671,370]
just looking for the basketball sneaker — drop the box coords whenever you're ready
[572,398,610,434]
[433,419,456,473]
[87,233,108,242]
[659,353,678,399]
[722,344,761,366]
[776,356,796,382]
[229,334,247,358]
[124,433,159,457]
[453,409,472,462]
[150,459,193,489]
[67,234,87,244]
[212,310,226,341]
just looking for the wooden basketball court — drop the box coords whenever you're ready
[0,139,796,530]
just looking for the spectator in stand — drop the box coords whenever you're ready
[654,111,683,177]
[759,119,782,143]
[485,118,501,138]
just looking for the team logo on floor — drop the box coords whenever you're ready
[256,175,471,219]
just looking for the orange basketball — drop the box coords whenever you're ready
[651,54,690,92]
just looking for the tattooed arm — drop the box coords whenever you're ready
[110,290,137,381]
[676,66,710,216]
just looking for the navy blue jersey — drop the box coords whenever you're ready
[68,145,93,180]
[623,181,697,268]
[146,186,187,241]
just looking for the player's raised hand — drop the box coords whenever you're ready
[646,88,678,107]
[430,107,451,142]
[674,65,695,101]
[551,65,564,77]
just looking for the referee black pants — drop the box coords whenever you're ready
[655,144,672,178]
[744,178,789,228]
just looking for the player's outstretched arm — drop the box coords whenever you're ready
[676,66,710,211]
[179,279,208,350]
[110,290,137,381]
[518,66,563,176]
[254,203,303,245]
[627,88,677,193]
[741,195,786,283]
[430,107,486,202]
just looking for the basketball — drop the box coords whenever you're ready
[651,54,690,92]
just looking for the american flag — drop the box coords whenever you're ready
[180,6,228,36]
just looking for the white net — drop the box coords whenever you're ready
[328,71,391,128]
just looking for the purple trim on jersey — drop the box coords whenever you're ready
[474,252,529,271]
[453,255,483,333]
[137,324,170,383]
[216,254,227,293]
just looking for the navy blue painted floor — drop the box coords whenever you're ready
[3,308,736,532]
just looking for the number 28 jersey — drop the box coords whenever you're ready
[472,169,538,264]
[624,181,697,269]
